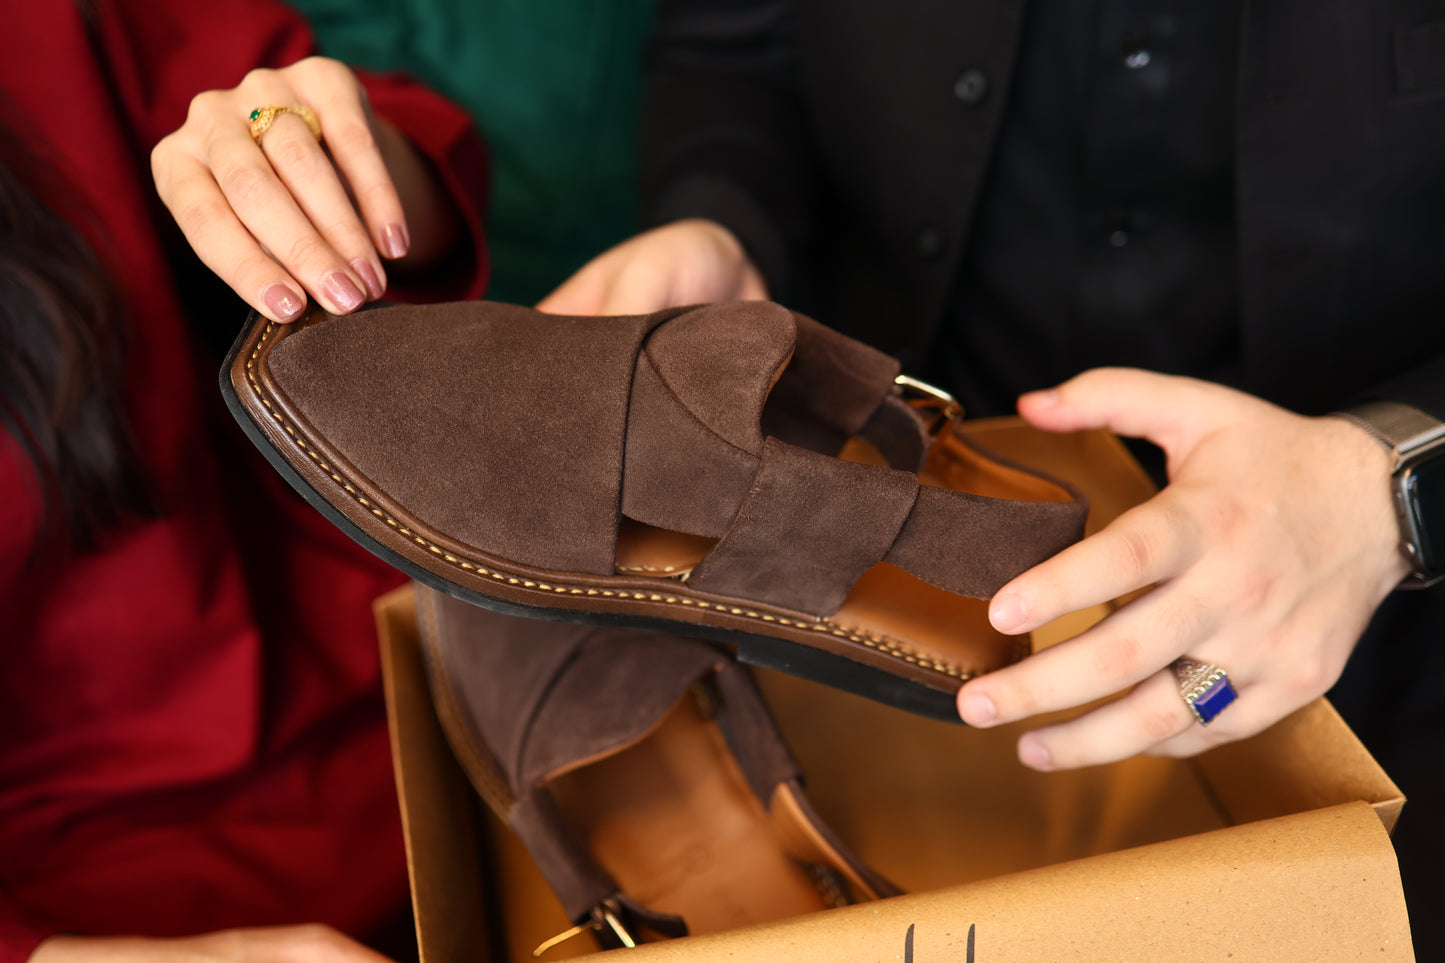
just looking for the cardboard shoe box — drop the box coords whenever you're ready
[374,422,1413,961]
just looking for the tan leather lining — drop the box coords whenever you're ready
[921,428,1075,501]
[769,783,880,901]
[547,691,833,935]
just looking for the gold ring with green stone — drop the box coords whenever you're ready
[248,104,321,144]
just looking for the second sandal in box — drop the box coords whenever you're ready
[416,586,899,952]
[223,299,1087,721]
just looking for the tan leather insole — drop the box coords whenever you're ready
[547,691,834,936]
[611,433,1071,671]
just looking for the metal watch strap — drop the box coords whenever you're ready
[1336,399,1445,587]
[1336,399,1445,468]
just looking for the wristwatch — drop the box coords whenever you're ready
[1337,399,1445,588]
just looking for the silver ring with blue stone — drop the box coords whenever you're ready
[1171,657,1237,726]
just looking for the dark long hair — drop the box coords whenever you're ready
[0,121,152,551]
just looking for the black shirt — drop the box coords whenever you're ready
[937,0,1243,416]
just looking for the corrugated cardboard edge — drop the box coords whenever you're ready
[376,583,490,963]
[571,802,1410,962]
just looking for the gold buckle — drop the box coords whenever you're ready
[532,900,638,957]
[894,374,964,434]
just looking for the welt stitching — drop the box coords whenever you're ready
[246,321,970,682]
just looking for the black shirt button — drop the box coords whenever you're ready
[953,68,989,106]
[916,226,945,259]
[1124,49,1152,69]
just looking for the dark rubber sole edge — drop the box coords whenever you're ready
[220,324,962,725]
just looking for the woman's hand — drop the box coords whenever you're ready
[31,925,396,963]
[537,219,767,315]
[956,369,1410,768]
[153,57,455,323]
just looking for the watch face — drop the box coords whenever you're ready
[1404,455,1445,576]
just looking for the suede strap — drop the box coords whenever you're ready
[688,439,920,615]
[621,302,905,541]
[688,437,1088,618]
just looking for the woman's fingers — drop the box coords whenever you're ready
[257,109,386,298]
[153,59,413,320]
[154,150,308,323]
[296,59,410,261]
[205,121,367,314]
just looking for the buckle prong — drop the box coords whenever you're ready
[532,899,639,957]
[894,374,964,432]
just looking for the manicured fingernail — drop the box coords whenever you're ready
[990,592,1028,633]
[263,283,305,322]
[352,259,385,300]
[959,691,996,726]
[1019,736,1053,771]
[324,272,365,312]
[381,222,409,260]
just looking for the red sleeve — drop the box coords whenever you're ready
[94,0,489,299]
[0,894,52,963]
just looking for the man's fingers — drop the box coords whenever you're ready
[537,258,612,315]
[1146,681,1291,758]
[598,258,674,315]
[156,153,308,323]
[259,110,386,299]
[961,581,1217,726]
[1018,367,1241,454]
[989,494,1200,635]
[1013,671,1197,770]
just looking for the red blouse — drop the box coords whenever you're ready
[0,2,488,959]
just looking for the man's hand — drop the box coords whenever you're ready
[31,925,396,963]
[537,219,767,315]
[956,368,1409,768]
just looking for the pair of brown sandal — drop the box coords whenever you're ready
[223,299,1087,948]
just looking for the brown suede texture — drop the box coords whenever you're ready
[621,350,762,538]
[859,394,931,472]
[508,786,621,923]
[426,587,714,791]
[884,487,1089,599]
[709,660,805,804]
[689,438,920,616]
[771,313,902,436]
[641,301,794,453]
[265,299,1084,621]
[267,301,679,574]
[425,589,716,920]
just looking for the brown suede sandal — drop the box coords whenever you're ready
[222,300,1086,721]
[416,586,900,952]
